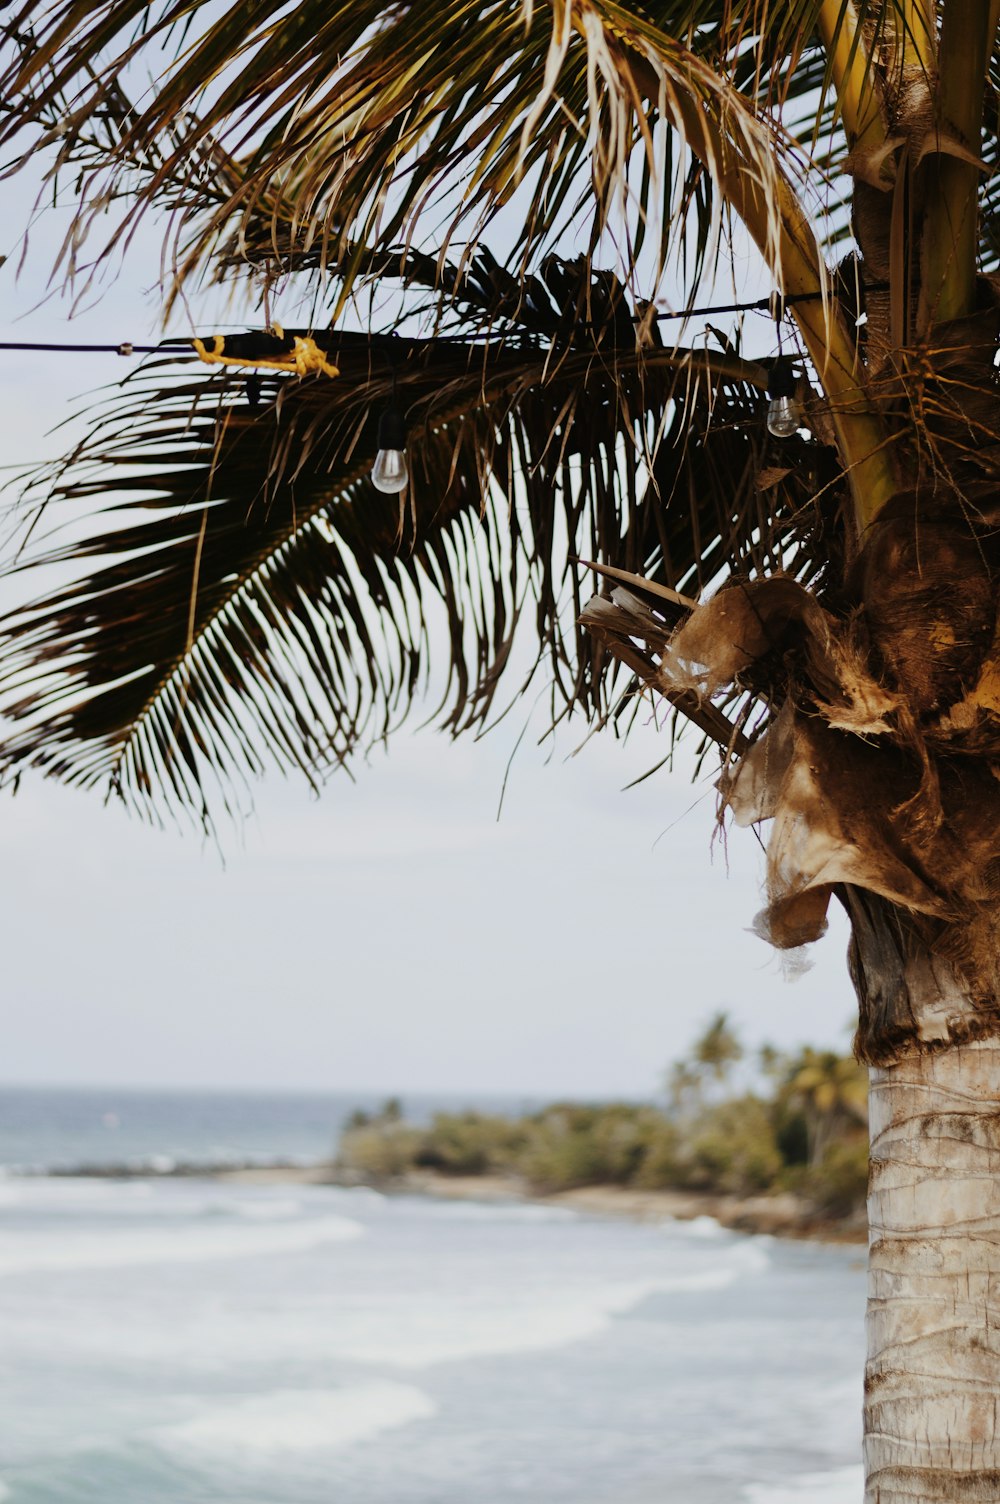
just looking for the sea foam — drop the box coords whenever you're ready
[0,1214,362,1276]
[673,1214,728,1239]
[743,1465,863,1503]
[231,1198,304,1221]
[339,1273,724,1369]
[329,1231,770,1369]
[156,1383,436,1457]
[411,1199,578,1223]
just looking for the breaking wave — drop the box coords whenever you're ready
[0,1214,362,1276]
[156,1383,436,1458]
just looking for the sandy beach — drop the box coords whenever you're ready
[216,1162,868,1243]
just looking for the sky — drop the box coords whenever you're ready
[0,120,857,1101]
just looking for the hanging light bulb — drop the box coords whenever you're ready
[371,403,409,494]
[766,355,800,439]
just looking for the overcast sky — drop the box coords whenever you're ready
[0,157,857,1100]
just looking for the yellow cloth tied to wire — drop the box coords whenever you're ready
[192,323,339,378]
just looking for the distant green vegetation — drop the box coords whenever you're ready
[337,1016,870,1218]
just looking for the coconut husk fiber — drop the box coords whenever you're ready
[581,491,1000,1059]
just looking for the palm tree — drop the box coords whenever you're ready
[1,3,999,1497]
[665,1014,743,1117]
[784,1047,869,1167]
[692,1011,743,1085]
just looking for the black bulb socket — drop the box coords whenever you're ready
[767,356,796,399]
[377,404,407,449]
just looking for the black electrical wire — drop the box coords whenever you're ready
[0,339,191,354]
[0,284,884,357]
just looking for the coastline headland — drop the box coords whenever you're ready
[37,1155,866,1243]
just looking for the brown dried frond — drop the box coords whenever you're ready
[578,487,1000,1060]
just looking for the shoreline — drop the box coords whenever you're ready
[22,1159,867,1243]
[216,1161,869,1244]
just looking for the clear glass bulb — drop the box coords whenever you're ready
[766,395,800,439]
[371,447,409,494]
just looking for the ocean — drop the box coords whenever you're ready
[0,1085,539,1176]
[0,1087,865,1503]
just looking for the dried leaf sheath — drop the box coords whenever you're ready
[583,492,1000,1063]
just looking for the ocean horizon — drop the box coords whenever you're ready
[0,1083,544,1177]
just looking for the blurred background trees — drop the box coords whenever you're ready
[337,1017,870,1219]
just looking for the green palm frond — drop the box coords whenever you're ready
[0,1,911,522]
[0,0,860,307]
[4,2,994,824]
[0,291,836,822]
[9,4,998,327]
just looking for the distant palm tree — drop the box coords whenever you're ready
[692,1012,743,1085]
[2,4,1000,1498]
[666,1013,743,1117]
[785,1047,869,1167]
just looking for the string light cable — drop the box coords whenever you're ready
[0,283,882,361]
[0,284,878,488]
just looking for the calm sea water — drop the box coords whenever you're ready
[0,1086,537,1175]
[0,1089,866,1504]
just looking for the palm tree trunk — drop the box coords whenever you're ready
[865,1037,1000,1502]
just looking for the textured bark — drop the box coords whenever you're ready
[866,1038,1000,1502]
